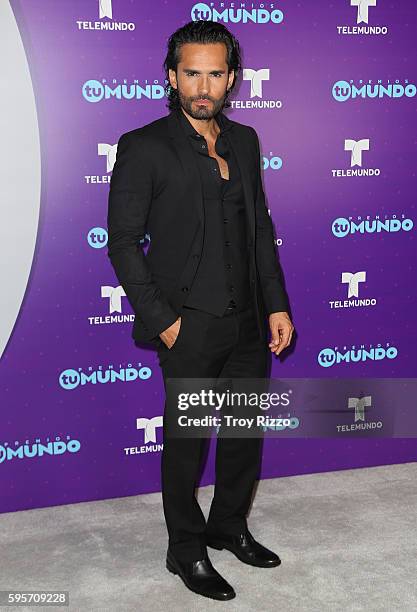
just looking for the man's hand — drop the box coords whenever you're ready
[159,317,182,349]
[268,311,294,356]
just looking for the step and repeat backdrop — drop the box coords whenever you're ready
[1,0,416,513]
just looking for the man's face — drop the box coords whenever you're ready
[168,42,235,120]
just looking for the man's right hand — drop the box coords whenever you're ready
[159,316,182,349]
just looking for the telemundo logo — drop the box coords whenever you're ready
[59,364,152,390]
[336,0,388,36]
[332,80,416,102]
[190,2,284,24]
[82,79,166,103]
[317,345,398,368]
[76,0,135,31]
[332,216,413,238]
[0,435,81,464]
[88,227,108,249]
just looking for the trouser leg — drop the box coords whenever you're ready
[206,304,270,534]
[157,306,235,561]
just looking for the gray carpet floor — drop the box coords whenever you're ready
[1,463,416,612]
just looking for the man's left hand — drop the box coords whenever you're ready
[268,312,294,356]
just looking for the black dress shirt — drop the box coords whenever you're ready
[175,107,251,316]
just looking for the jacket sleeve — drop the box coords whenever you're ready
[107,131,179,338]
[252,128,290,315]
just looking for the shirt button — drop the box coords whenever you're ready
[225,241,231,246]
[230,285,235,292]
[223,218,228,223]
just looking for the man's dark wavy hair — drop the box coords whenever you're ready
[163,20,242,111]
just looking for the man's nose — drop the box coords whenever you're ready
[197,75,210,95]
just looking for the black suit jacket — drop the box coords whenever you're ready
[107,109,289,345]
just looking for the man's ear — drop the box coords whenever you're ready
[168,69,178,90]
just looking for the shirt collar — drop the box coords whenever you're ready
[175,106,232,139]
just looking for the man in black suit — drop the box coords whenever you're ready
[107,20,294,601]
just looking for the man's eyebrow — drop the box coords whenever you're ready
[182,68,226,73]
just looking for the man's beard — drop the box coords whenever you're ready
[177,90,227,120]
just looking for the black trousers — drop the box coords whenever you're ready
[155,299,270,562]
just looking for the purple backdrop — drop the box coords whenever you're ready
[1,0,416,514]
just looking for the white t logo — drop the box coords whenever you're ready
[98,143,118,172]
[101,285,126,313]
[136,416,163,443]
[351,0,377,24]
[243,68,270,98]
[99,0,113,19]
[348,396,372,422]
[341,271,366,298]
[344,139,369,167]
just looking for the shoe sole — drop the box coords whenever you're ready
[166,559,236,600]
[206,540,281,568]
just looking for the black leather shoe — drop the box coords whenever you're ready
[166,550,236,600]
[205,529,281,568]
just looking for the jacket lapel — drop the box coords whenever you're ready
[167,110,204,226]
[222,117,255,242]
